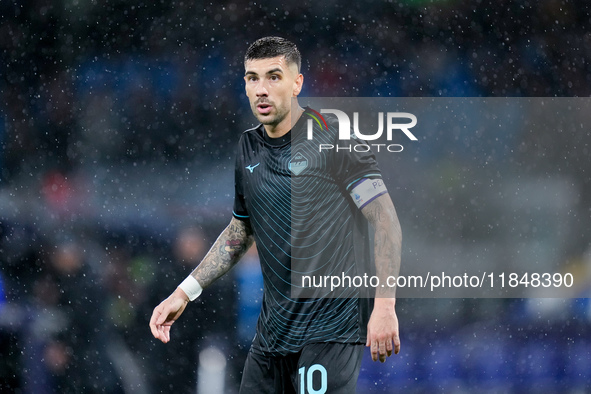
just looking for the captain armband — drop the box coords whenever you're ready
[349,177,388,209]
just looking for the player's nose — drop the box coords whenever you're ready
[255,80,268,96]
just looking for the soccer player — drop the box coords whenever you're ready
[149,36,402,393]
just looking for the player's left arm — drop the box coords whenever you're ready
[361,192,402,362]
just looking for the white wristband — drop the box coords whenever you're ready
[178,275,203,301]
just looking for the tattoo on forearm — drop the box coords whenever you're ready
[191,218,254,288]
[363,194,402,297]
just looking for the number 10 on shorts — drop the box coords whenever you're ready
[298,364,328,394]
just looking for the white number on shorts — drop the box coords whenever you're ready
[298,364,327,394]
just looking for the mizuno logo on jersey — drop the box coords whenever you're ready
[245,163,260,173]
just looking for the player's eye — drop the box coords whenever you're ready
[270,74,280,81]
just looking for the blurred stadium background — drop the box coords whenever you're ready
[1,0,590,392]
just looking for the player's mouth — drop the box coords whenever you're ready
[256,102,273,115]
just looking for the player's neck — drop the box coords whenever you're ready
[264,106,304,139]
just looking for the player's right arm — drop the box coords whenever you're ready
[149,217,254,343]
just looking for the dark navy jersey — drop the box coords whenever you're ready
[233,108,383,356]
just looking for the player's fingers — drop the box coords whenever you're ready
[156,326,166,343]
[378,340,387,363]
[149,308,162,339]
[394,333,401,354]
[157,324,169,343]
[162,325,171,343]
[370,339,379,362]
[386,337,393,357]
[365,327,371,347]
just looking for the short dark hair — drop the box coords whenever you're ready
[244,36,301,72]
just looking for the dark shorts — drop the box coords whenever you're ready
[239,342,364,394]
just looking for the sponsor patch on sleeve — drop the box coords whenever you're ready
[349,178,388,209]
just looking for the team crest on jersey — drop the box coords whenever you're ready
[289,152,308,175]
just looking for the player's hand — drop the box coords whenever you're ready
[366,298,400,362]
[149,287,189,343]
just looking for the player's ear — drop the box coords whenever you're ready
[293,73,303,96]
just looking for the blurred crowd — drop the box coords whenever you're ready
[1,0,591,392]
[0,221,259,393]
